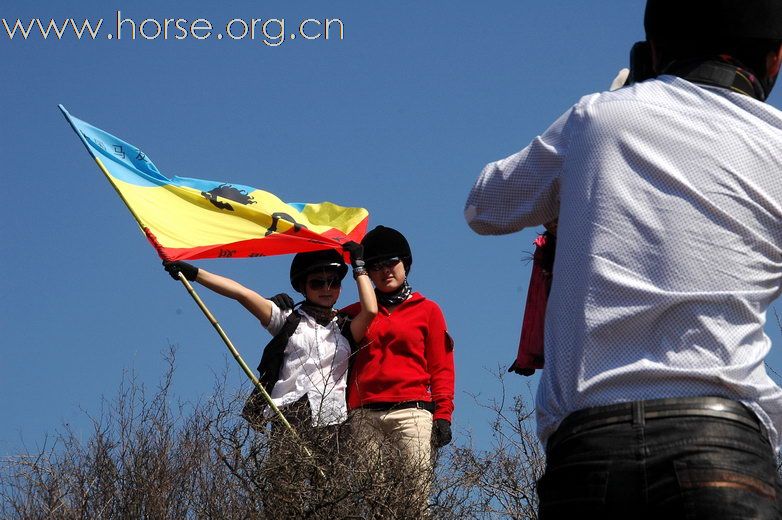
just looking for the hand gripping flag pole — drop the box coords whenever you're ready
[56,105,368,477]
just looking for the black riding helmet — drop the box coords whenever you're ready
[289,249,348,293]
[361,225,413,274]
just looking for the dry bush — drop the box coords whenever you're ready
[430,370,543,520]
[0,351,545,519]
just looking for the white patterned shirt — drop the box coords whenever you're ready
[265,304,351,427]
[465,76,782,448]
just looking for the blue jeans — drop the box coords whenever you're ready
[537,398,782,519]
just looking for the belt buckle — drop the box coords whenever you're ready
[705,402,728,412]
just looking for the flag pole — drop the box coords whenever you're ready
[174,272,323,476]
[59,105,323,475]
[174,272,293,432]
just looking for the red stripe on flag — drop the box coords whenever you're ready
[147,216,369,262]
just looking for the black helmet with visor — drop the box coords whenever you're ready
[289,249,348,293]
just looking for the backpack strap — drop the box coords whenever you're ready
[241,310,301,426]
[258,310,301,392]
[335,312,357,350]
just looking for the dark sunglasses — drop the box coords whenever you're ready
[367,257,403,272]
[307,277,342,290]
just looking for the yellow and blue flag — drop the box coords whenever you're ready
[59,105,369,261]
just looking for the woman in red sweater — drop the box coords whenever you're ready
[344,225,455,496]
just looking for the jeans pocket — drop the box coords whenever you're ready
[673,461,779,520]
[537,461,608,518]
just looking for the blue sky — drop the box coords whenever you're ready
[3,0,782,456]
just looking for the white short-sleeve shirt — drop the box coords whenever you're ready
[265,303,351,427]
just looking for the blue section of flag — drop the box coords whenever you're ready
[67,114,167,188]
[67,111,262,198]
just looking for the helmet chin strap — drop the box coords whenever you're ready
[663,57,768,100]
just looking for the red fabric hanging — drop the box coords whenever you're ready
[509,231,556,376]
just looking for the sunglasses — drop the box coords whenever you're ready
[307,277,342,290]
[367,257,403,272]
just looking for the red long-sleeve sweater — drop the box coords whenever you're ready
[343,293,455,422]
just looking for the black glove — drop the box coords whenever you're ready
[508,360,536,377]
[163,261,198,281]
[432,418,452,448]
[342,241,365,268]
[269,292,295,311]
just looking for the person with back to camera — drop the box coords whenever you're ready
[466,1,782,517]
[163,242,377,442]
[342,225,455,507]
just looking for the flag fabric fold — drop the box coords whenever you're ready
[59,105,369,261]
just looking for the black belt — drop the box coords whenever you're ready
[554,396,763,440]
[359,400,435,413]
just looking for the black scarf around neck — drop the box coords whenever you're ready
[376,279,412,308]
[300,301,337,326]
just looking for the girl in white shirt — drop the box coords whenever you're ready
[163,244,377,429]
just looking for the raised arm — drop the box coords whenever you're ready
[464,107,573,236]
[163,261,274,326]
[342,242,377,341]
